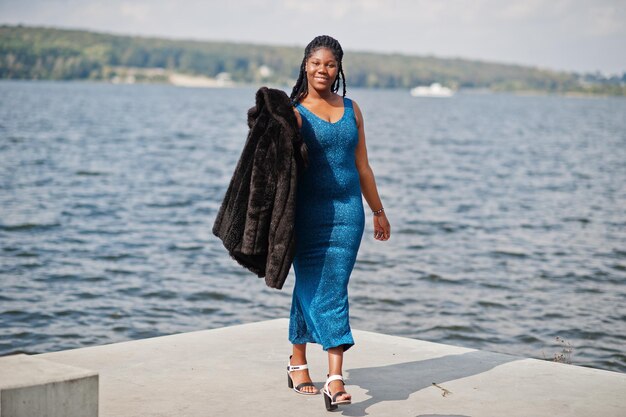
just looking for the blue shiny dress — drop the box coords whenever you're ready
[289,96,365,352]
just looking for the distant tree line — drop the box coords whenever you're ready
[1,24,624,96]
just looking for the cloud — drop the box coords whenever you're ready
[119,2,153,23]
[282,0,388,20]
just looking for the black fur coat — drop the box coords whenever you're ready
[212,87,308,289]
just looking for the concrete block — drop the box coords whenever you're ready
[0,353,98,417]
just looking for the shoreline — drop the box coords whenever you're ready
[1,78,624,98]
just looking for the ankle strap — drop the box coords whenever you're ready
[325,374,344,386]
[287,363,308,372]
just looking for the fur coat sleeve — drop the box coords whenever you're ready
[212,87,308,290]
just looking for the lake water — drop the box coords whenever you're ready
[1,80,624,373]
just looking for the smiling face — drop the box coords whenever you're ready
[305,47,339,93]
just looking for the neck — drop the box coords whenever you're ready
[306,85,334,101]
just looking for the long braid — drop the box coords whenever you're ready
[290,35,347,105]
[290,61,307,105]
[339,67,346,97]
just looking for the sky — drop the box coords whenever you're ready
[1,0,625,75]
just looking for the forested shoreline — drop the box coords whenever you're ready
[1,24,624,95]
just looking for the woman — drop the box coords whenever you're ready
[285,35,391,411]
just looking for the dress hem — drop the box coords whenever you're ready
[288,336,355,352]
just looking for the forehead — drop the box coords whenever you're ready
[307,47,337,61]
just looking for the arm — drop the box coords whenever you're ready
[353,100,391,241]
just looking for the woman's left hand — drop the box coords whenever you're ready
[373,212,390,241]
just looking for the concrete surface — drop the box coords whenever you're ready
[0,353,98,417]
[30,318,626,417]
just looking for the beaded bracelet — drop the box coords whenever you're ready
[372,207,385,216]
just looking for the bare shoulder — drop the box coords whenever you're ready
[292,106,302,129]
[350,98,364,127]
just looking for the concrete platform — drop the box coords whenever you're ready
[32,318,625,417]
[0,354,98,417]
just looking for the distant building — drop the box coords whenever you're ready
[257,65,273,78]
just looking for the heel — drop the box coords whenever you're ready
[323,391,337,411]
[287,373,293,389]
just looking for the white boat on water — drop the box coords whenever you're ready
[410,82,454,97]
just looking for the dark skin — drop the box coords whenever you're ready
[289,47,391,400]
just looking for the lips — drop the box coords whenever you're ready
[314,76,329,82]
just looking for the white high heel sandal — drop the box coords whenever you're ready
[287,355,319,395]
[322,374,351,411]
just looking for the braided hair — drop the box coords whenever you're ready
[290,35,347,105]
